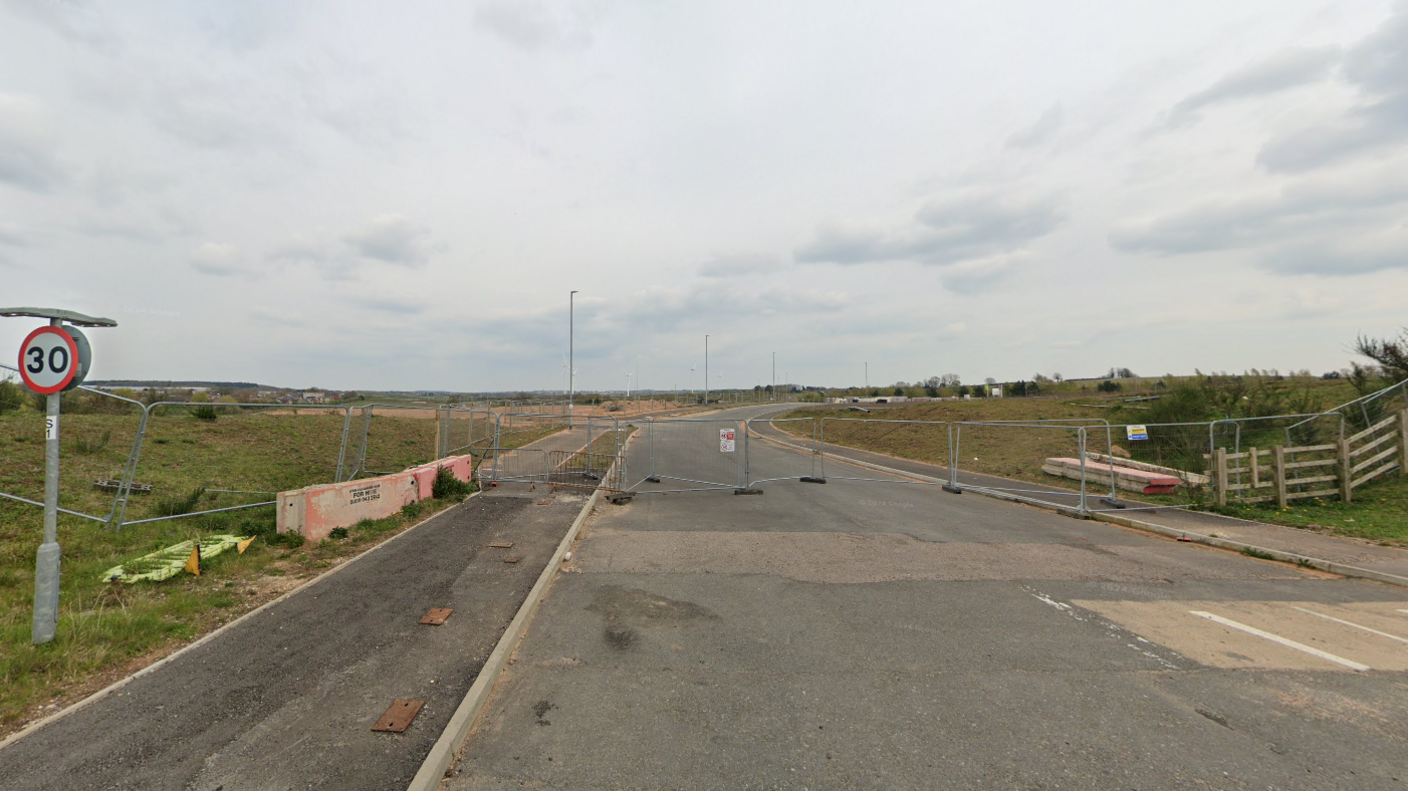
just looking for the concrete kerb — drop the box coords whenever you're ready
[406,438,636,791]
[0,492,483,755]
[754,417,1408,590]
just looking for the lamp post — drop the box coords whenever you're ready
[704,335,709,406]
[1,307,116,644]
[569,291,577,424]
[772,351,776,402]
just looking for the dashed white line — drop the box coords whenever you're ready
[1188,611,1371,672]
[1290,606,1408,646]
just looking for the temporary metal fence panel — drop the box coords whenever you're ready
[815,418,951,486]
[947,421,1115,510]
[348,404,440,479]
[744,417,824,484]
[627,417,746,493]
[484,414,627,492]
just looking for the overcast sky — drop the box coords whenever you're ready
[2,0,1406,392]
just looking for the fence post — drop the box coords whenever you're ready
[1214,447,1227,507]
[1247,447,1258,489]
[1399,409,1408,479]
[1273,445,1287,509]
[1338,438,1352,504]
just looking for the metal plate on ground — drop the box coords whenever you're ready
[372,699,424,733]
[419,608,453,625]
[488,542,514,549]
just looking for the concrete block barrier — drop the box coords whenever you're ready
[278,455,476,541]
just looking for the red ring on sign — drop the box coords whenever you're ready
[17,326,78,395]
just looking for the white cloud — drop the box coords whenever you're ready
[1164,47,1339,128]
[342,214,439,267]
[796,194,1064,267]
[190,242,250,276]
[1007,104,1063,149]
[0,94,65,192]
[474,0,603,52]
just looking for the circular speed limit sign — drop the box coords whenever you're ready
[18,326,79,394]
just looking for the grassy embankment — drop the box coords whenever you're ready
[776,384,1408,545]
[0,407,558,735]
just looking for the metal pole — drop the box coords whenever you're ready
[334,406,353,482]
[569,290,577,426]
[33,384,62,644]
[772,352,775,402]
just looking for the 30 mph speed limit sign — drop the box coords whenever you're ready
[18,326,80,394]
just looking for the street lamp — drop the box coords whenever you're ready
[569,291,578,424]
[704,335,709,406]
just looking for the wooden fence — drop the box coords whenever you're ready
[1210,409,1407,507]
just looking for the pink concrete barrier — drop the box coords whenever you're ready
[1041,457,1180,495]
[278,455,477,541]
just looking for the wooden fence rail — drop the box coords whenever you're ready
[1209,409,1407,507]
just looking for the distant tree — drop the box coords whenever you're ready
[925,386,939,398]
[1356,329,1408,383]
[957,385,970,397]
[939,373,961,387]
[893,387,904,396]
[1096,380,1122,393]
[1053,373,1063,383]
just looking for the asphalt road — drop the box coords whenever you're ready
[0,488,588,791]
[447,404,1408,790]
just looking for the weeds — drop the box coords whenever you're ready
[190,405,219,421]
[152,487,207,518]
[1240,546,1277,561]
[72,429,111,455]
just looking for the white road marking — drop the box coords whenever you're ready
[1291,606,1408,645]
[1031,593,1071,611]
[1188,611,1371,672]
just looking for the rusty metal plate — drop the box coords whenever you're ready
[504,557,520,563]
[372,699,424,733]
[488,542,514,549]
[419,608,453,625]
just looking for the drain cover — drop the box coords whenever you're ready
[488,542,514,549]
[372,699,424,733]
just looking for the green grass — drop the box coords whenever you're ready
[1211,474,1408,545]
[0,405,526,736]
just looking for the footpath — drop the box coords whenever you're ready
[750,415,1408,587]
[0,454,593,790]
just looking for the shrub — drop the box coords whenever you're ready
[0,380,24,414]
[432,465,474,500]
[329,527,349,539]
[190,405,219,421]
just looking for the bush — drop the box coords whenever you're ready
[190,405,219,421]
[401,501,424,520]
[329,527,349,539]
[432,465,474,500]
[0,380,24,414]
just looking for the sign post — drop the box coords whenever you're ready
[3,307,115,644]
